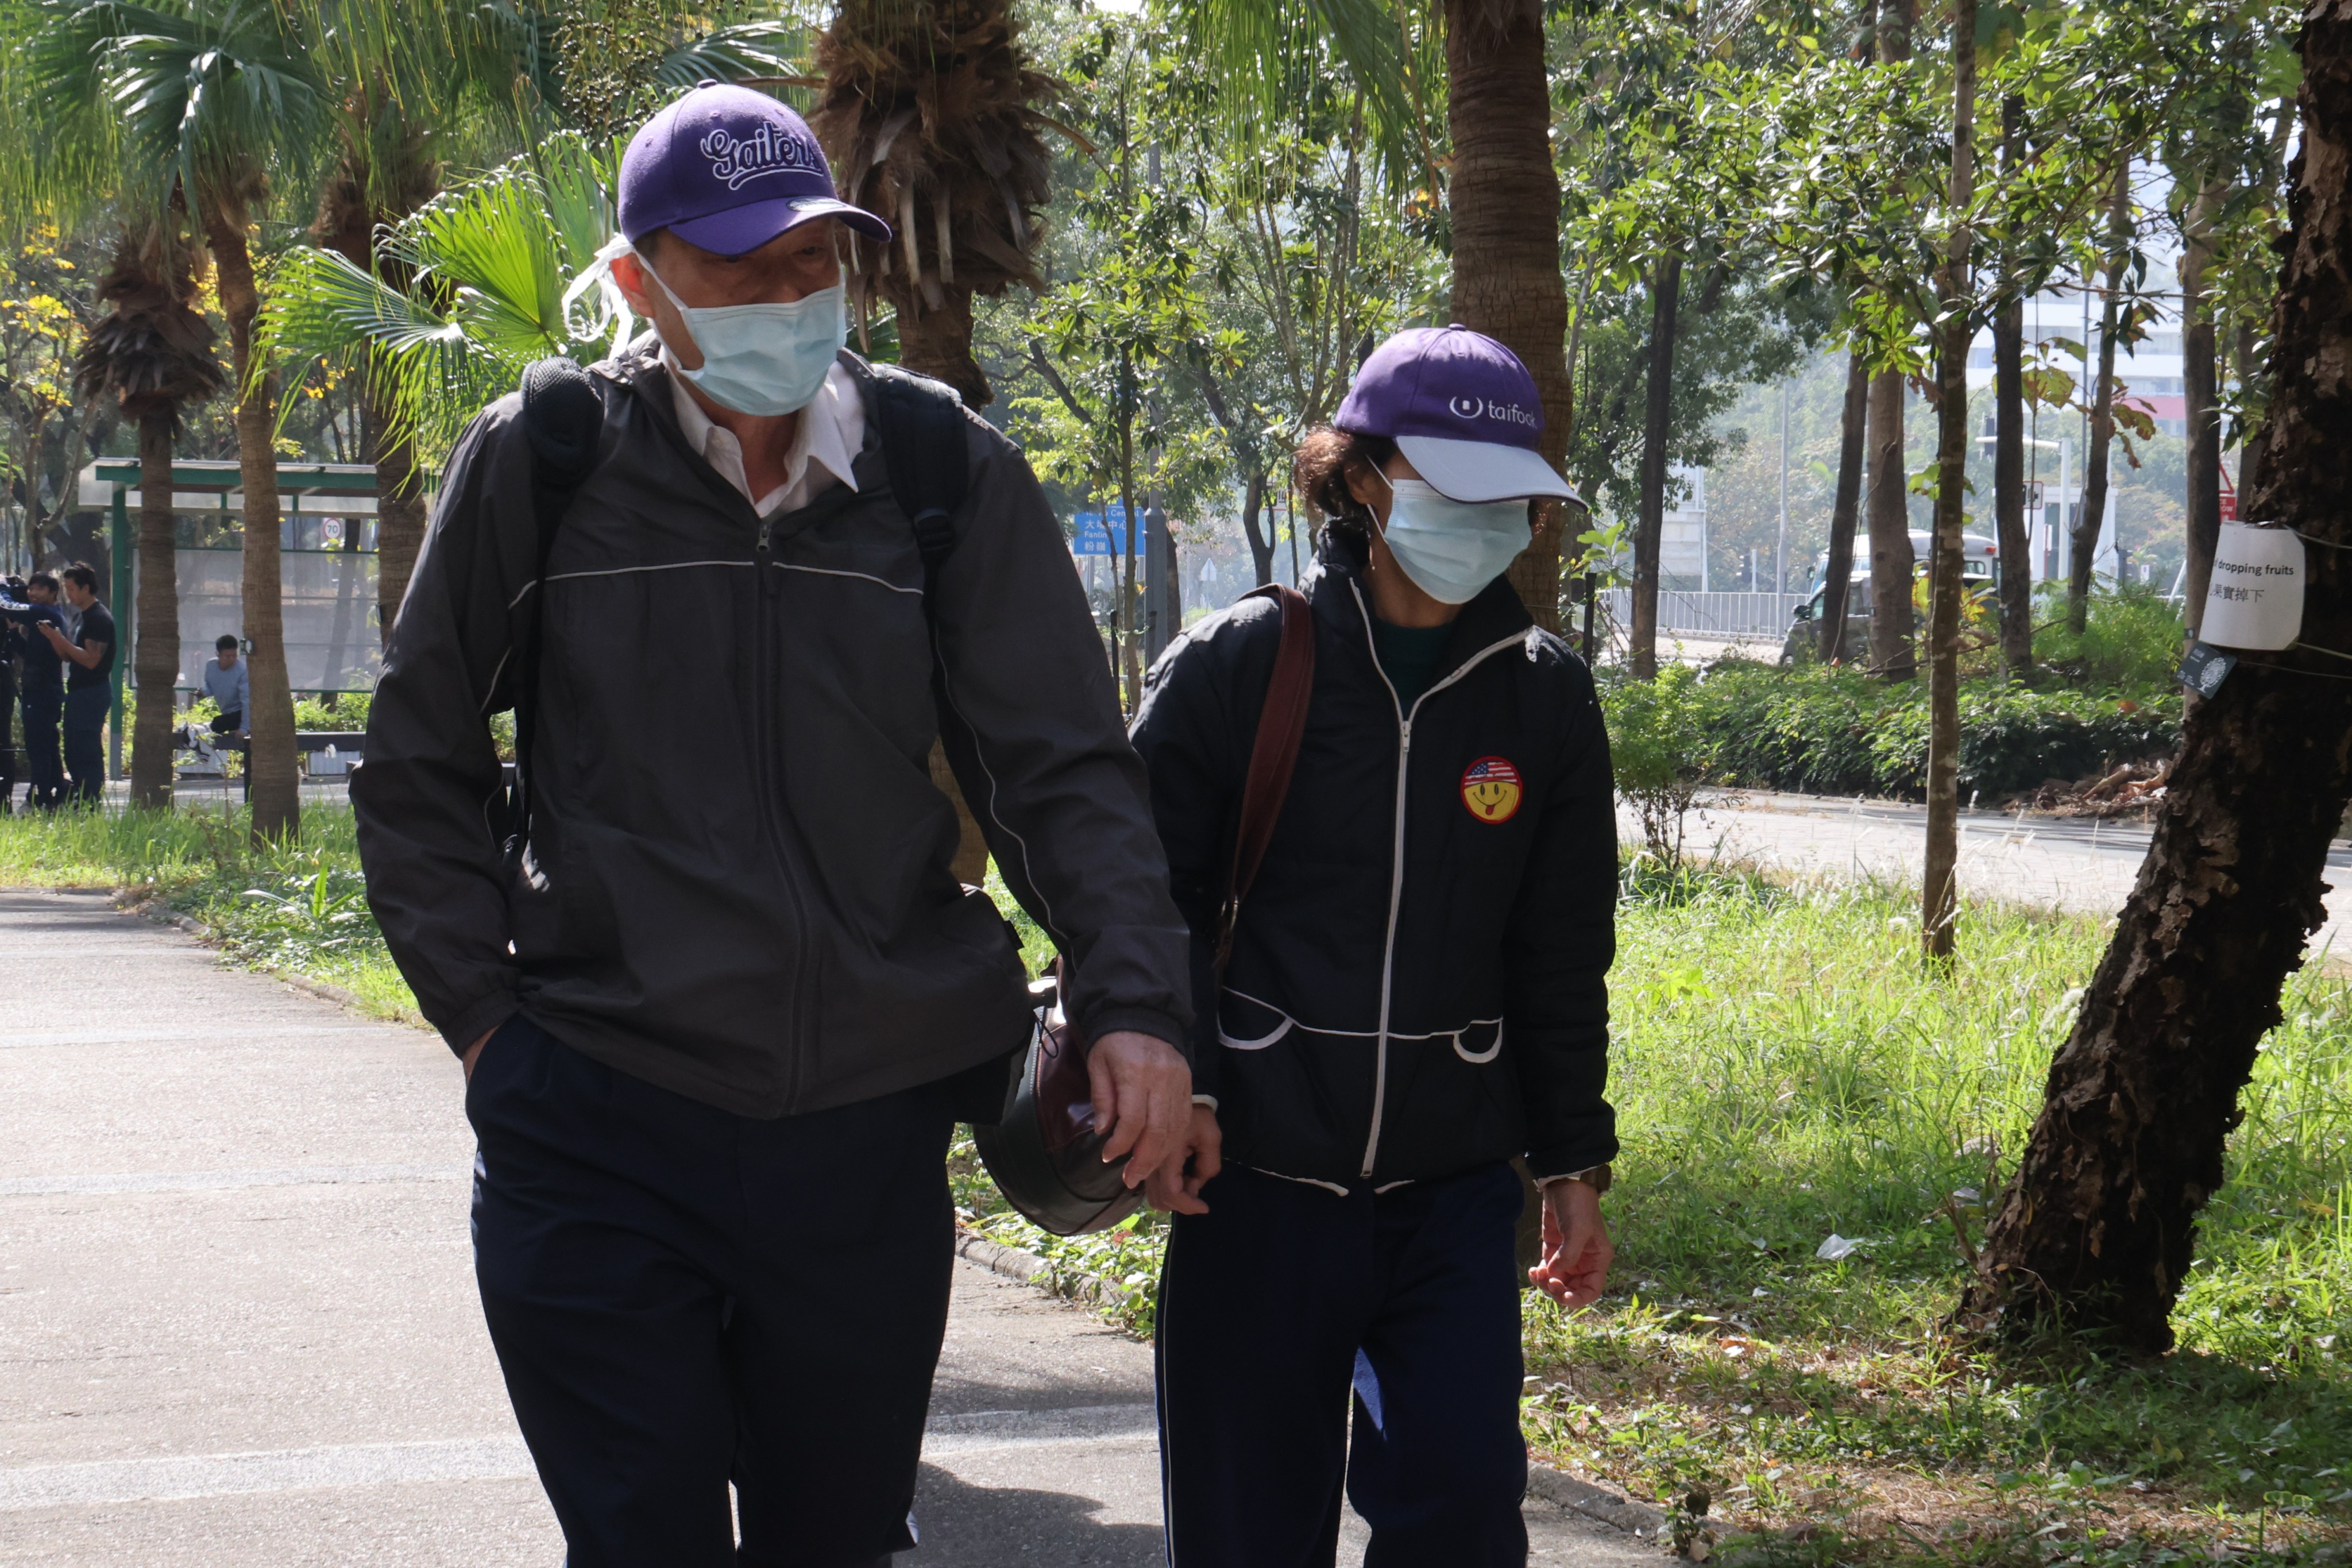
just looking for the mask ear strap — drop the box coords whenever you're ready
[561,233,644,355]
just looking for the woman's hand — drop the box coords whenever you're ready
[1145,1104,1223,1216]
[1530,1178,1613,1310]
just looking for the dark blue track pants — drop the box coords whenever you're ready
[465,1015,956,1567]
[21,689,61,805]
[61,686,105,803]
[1155,1161,1530,1567]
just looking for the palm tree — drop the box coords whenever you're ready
[807,0,1059,408]
[35,0,331,842]
[72,205,225,810]
[257,134,618,458]
[1169,0,1571,629]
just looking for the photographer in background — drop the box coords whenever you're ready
[0,577,22,812]
[38,563,113,807]
[16,572,66,810]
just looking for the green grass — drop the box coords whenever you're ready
[6,808,2346,1558]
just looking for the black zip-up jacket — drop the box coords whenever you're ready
[353,345,1192,1117]
[1129,539,1617,1187]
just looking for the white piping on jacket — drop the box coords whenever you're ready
[1216,984,1502,1060]
[770,561,922,596]
[1347,577,1534,1179]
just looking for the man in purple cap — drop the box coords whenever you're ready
[1130,325,1616,1564]
[356,82,1197,1565]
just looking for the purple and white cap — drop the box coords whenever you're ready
[1335,325,1576,504]
[619,82,891,254]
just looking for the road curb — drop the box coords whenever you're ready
[950,1226,1666,1544]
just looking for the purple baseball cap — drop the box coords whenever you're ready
[619,82,891,255]
[1335,325,1575,503]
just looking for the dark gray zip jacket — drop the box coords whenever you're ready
[1129,537,1616,1187]
[353,344,1192,1117]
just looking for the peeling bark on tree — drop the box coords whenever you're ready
[1447,0,1572,632]
[1960,9,2352,1350]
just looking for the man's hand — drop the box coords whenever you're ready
[1085,1030,1192,1191]
[462,1026,496,1082]
[1145,1103,1222,1216]
[37,622,67,651]
[1530,1178,1613,1310]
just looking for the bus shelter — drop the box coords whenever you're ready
[77,459,400,778]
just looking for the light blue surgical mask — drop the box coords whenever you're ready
[1374,475,1532,604]
[639,255,847,417]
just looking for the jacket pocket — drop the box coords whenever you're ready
[1373,1018,1524,1181]
[1211,990,1376,1183]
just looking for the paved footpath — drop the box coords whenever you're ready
[0,888,1652,1566]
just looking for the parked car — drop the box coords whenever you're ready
[1782,530,1998,665]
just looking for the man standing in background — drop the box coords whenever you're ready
[17,571,66,810]
[39,563,114,806]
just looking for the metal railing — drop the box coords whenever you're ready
[1602,589,1805,641]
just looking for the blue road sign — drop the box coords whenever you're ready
[1072,504,1131,556]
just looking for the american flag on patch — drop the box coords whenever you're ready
[1463,756,1520,787]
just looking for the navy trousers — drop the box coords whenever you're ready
[1155,1161,1530,1567]
[21,689,61,807]
[465,1015,956,1567]
[60,685,105,804]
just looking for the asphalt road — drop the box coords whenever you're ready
[1649,789,2352,958]
[0,887,1654,1566]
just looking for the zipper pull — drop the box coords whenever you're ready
[756,520,774,555]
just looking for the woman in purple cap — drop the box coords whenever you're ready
[1131,325,1619,1565]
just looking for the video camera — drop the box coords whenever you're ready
[0,574,33,624]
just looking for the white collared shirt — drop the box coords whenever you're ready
[662,350,864,517]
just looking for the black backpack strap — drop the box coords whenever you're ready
[868,363,970,606]
[504,357,605,876]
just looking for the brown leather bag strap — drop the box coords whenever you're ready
[1214,584,1315,973]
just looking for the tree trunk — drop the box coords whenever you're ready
[2179,176,2228,635]
[1866,367,1915,679]
[1864,0,1919,682]
[1241,472,1275,587]
[1993,96,2030,678]
[202,204,300,843]
[895,288,990,409]
[130,410,177,810]
[1446,0,1571,632]
[1959,5,2352,1353]
[2072,163,2131,636]
[373,414,427,646]
[1994,292,2029,675]
[1921,0,1977,963]
[1117,397,1142,713]
[1821,349,1870,661]
[1629,254,1683,682]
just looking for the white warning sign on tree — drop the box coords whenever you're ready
[2201,523,2306,651]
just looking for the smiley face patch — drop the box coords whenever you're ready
[1461,756,1523,824]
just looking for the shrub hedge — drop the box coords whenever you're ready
[1602,661,2180,802]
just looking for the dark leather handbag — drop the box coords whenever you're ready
[975,584,1317,1235]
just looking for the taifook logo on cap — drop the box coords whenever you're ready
[1448,394,1539,429]
[699,123,822,190]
